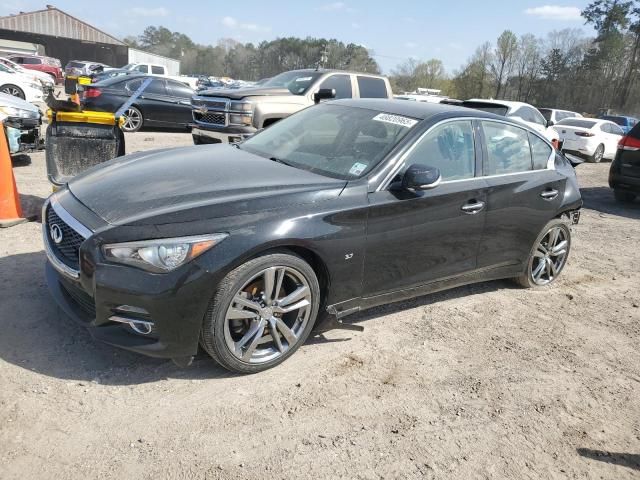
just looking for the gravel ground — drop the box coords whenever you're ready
[1,132,639,480]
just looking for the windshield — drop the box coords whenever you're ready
[557,119,596,128]
[539,108,552,121]
[461,102,509,116]
[122,63,136,70]
[240,104,418,180]
[261,71,323,95]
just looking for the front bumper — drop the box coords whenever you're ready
[191,125,256,144]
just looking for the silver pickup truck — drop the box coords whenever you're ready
[190,69,392,144]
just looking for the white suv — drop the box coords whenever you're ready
[462,99,559,143]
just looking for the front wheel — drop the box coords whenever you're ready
[121,106,143,132]
[0,84,24,99]
[514,219,571,288]
[200,252,320,373]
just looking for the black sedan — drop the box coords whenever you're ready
[79,75,194,132]
[609,121,640,202]
[43,99,582,373]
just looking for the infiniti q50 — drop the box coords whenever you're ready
[43,99,582,373]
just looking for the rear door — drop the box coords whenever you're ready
[477,121,564,269]
[364,119,488,295]
[136,78,174,124]
[356,76,389,99]
[165,79,194,126]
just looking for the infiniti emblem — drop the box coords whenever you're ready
[50,224,63,244]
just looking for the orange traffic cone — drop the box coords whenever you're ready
[0,122,27,227]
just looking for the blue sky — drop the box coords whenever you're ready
[0,1,595,73]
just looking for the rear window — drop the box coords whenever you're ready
[461,102,509,116]
[602,116,627,126]
[67,61,85,68]
[556,119,596,128]
[357,76,387,98]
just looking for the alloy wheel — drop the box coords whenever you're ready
[530,226,569,285]
[593,145,604,162]
[1,86,23,98]
[223,266,312,364]
[122,108,142,132]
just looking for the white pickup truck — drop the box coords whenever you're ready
[121,63,198,90]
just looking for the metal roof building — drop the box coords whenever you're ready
[0,6,129,67]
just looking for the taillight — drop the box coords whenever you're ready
[618,135,640,151]
[83,88,101,99]
[575,131,595,137]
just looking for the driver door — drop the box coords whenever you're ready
[363,119,488,297]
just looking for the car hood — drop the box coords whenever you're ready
[68,144,346,226]
[197,86,291,100]
[0,92,39,113]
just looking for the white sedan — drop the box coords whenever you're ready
[552,118,624,163]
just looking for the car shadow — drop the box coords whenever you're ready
[577,448,640,471]
[19,193,46,222]
[0,251,237,385]
[580,186,640,220]
[11,153,32,167]
[0,250,511,385]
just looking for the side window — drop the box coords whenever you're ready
[404,120,475,181]
[521,107,546,126]
[144,78,167,95]
[24,57,41,65]
[167,80,193,98]
[357,76,387,98]
[318,74,352,99]
[135,64,149,73]
[11,57,23,64]
[151,65,164,75]
[611,124,624,135]
[529,133,552,170]
[481,121,532,175]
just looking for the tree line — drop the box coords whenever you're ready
[394,0,640,115]
[124,29,379,80]
[125,0,640,115]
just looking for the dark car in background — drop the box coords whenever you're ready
[79,75,195,132]
[43,99,582,373]
[610,121,640,202]
[8,54,63,83]
[64,60,109,77]
[601,115,638,134]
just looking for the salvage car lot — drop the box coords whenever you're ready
[1,132,639,479]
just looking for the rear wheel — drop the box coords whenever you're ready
[0,84,24,99]
[614,189,636,203]
[588,144,604,163]
[515,219,571,288]
[121,106,143,132]
[200,252,320,373]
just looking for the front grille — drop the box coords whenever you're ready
[46,206,85,270]
[60,280,96,320]
[194,111,226,126]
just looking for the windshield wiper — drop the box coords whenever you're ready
[269,156,294,167]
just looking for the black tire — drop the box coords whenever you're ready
[514,218,572,288]
[192,134,202,145]
[588,144,604,163]
[121,106,143,132]
[0,84,24,99]
[200,252,321,374]
[614,189,636,203]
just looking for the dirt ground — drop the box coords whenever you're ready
[1,131,639,480]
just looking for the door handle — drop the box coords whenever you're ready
[540,189,559,200]
[461,200,485,214]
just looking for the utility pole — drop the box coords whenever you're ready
[316,44,328,70]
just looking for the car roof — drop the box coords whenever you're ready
[285,68,387,80]
[466,98,532,109]
[330,98,516,122]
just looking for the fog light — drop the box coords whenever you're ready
[110,305,155,335]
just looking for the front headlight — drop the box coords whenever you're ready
[102,233,228,273]
[28,81,42,90]
[229,113,253,126]
[229,101,253,113]
[0,106,34,118]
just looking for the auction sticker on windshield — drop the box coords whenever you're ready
[373,113,418,128]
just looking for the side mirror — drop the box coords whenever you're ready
[313,88,336,104]
[401,164,441,191]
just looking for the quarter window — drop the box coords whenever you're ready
[318,74,352,99]
[481,121,532,175]
[528,133,552,170]
[404,120,475,181]
[357,76,387,98]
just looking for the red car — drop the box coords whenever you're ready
[7,54,63,84]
